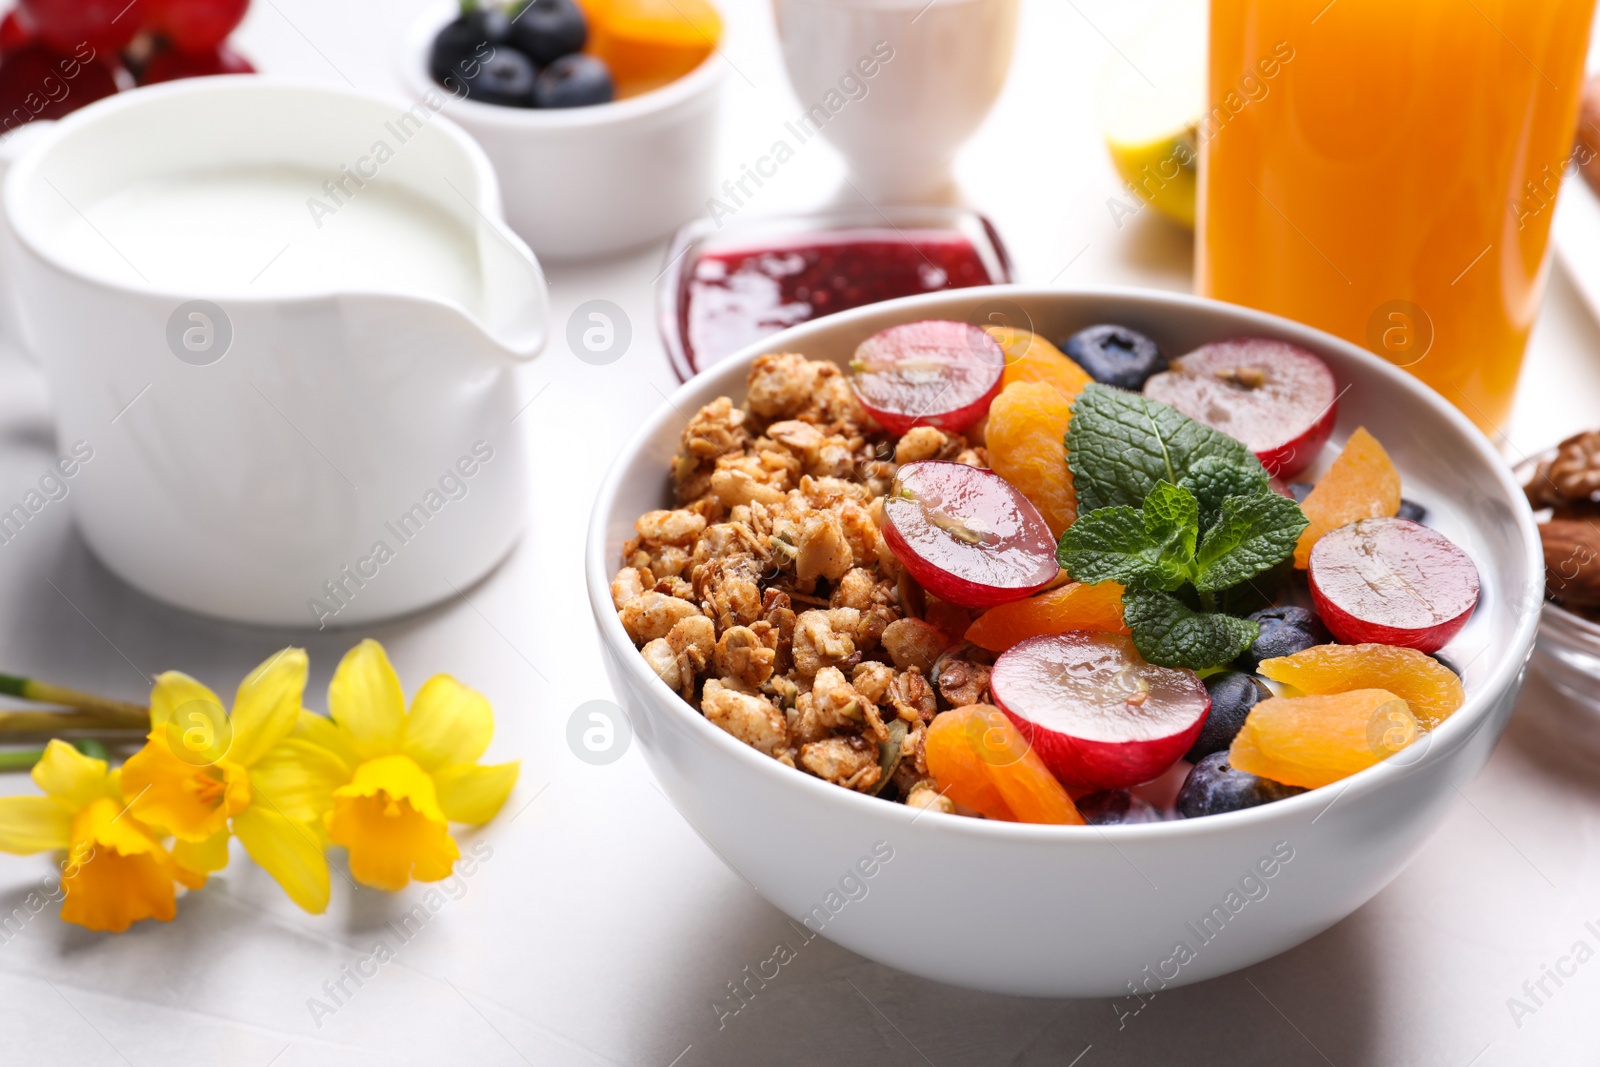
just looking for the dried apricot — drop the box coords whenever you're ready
[988,326,1094,399]
[582,0,720,98]
[1293,427,1401,568]
[925,705,1083,824]
[986,381,1077,536]
[1229,689,1420,789]
[1257,643,1464,728]
[964,581,1128,652]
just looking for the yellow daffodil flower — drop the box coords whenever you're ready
[120,649,341,914]
[0,740,204,932]
[295,640,519,891]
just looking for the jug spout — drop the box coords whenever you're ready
[468,212,550,362]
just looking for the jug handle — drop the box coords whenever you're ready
[0,120,56,364]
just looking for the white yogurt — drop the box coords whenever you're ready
[47,165,483,308]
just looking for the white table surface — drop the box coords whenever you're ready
[5,1,1600,1064]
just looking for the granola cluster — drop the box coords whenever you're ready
[613,354,996,809]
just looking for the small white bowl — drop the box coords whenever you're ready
[586,287,1543,997]
[398,1,724,261]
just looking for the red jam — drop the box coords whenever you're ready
[677,228,998,376]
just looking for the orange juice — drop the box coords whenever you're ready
[1199,0,1596,433]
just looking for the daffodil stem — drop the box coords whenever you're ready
[0,673,148,727]
[0,710,148,734]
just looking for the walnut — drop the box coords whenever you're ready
[714,625,776,689]
[1530,430,1600,508]
[619,592,702,645]
[1542,518,1600,606]
[702,679,789,756]
[675,397,749,502]
[799,736,880,791]
[881,617,948,674]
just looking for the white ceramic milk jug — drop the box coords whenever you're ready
[0,78,548,628]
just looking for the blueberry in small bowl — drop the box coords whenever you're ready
[429,6,511,85]
[509,0,589,65]
[463,48,539,107]
[535,53,614,107]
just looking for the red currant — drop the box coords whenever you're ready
[19,0,143,53]
[141,42,252,82]
[143,0,249,53]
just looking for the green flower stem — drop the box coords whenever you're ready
[0,673,148,729]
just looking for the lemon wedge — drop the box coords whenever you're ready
[1098,0,1206,228]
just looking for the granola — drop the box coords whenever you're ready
[615,354,990,803]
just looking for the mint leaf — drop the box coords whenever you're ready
[1143,481,1199,575]
[1122,590,1260,670]
[1056,506,1182,591]
[1067,384,1262,512]
[1180,454,1270,529]
[1194,491,1308,593]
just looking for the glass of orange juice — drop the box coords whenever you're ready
[1198,0,1596,434]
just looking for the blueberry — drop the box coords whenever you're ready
[462,48,538,107]
[1287,481,1314,504]
[533,53,614,108]
[1176,751,1304,819]
[1235,605,1331,673]
[1185,671,1270,763]
[1397,498,1427,523]
[509,0,588,65]
[1061,324,1167,391]
[430,9,511,88]
[1077,791,1162,826]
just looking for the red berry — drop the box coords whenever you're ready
[849,319,1004,435]
[20,0,143,53]
[143,0,249,53]
[140,42,252,82]
[1308,517,1480,653]
[991,632,1211,790]
[0,45,119,127]
[881,460,1059,609]
[0,9,36,57]
[1143,337,1338,478]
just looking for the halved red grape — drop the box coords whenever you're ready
[849,320,1004,435]
[991,632,1210,790]
[881,461,1058,609]
[1308,517,1479,653]
[1143,336,1337,478]
[21,0,142,52]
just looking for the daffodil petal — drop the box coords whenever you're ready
[172,828,231,874]
[120,737,239,842]
[329,640,405,760]
[292,709,355,766]
[58,797,187,932]
[233,805,331,914]
[434,761,520,825]
[149,671,225,733]
[327,792,459,891]
[403,675,493,771]
[249,739,351,824]
[30,740,108,808]
[228,648,308,767]
[0,796,71,853]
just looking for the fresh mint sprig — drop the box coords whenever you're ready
[1059,385,1308,670]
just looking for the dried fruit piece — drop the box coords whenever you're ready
[583,0,720,97]
[1229,689,1420,789]
[1292,427,1401,568]
[964,581,1128,652]
[985,381,1078,536]
[1257,643,1465,728]
[988,326,1095,399]
[925,704,1084,824]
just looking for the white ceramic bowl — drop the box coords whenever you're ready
[398,1,724,262]
[585,286,1543,997]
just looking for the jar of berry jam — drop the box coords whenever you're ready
[657,205,1011,381]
